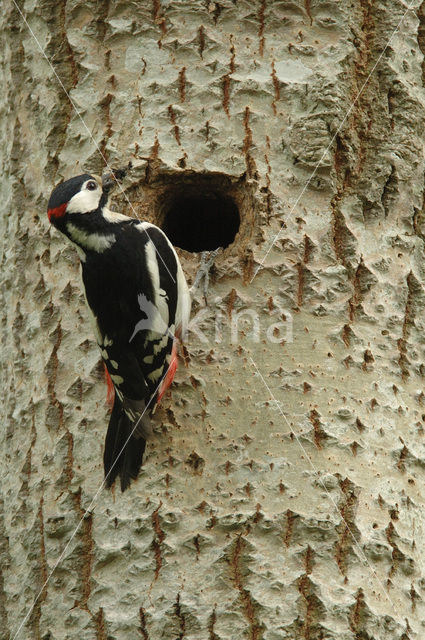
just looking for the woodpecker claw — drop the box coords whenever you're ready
[190,247,222,304]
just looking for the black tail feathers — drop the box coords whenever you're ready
[104,395,146,491]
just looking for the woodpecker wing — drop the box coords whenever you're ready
[81,219,189,413]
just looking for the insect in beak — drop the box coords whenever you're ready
[102,162,131,192]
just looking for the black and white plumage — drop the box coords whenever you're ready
[47,172,191,490]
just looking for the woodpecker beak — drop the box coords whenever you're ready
[102,166,128,192]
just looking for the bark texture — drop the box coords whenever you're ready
[1,0,425,638]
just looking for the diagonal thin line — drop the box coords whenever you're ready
[251,0,416,283]
[11,370,168,640]
[249,357,412,637]
[10,0,176,284]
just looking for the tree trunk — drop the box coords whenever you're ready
[1,0,425,638]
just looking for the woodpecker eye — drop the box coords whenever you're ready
[86,181,97,191]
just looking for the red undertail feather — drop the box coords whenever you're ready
[104,364,115,408]
[156,340,178,405]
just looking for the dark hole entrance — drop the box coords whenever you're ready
[161,191,240,252]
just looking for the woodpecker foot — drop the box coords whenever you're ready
[190,248,221,304]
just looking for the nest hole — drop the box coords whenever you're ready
[160,188,240,253]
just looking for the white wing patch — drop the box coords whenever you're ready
[144,240,170,335]
[175,262,191,337]
[136,221,191,339]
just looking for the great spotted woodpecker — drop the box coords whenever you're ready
[47,172,191,491]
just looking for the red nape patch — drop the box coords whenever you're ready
[157,340,178,405]
[104,364,115,408]
[47,203,67,221]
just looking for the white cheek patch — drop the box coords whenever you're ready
[67,186,102,214]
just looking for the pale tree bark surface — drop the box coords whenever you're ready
[1,0,425,638]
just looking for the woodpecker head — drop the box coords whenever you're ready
[47,174,104,226]
[47,168,128,227]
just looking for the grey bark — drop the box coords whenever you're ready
[1,0,425,638]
